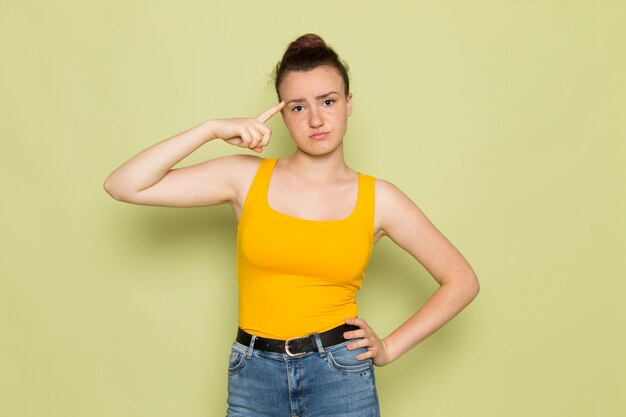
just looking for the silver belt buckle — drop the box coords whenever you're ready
[284,335,307,357]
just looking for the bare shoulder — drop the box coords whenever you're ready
[373,177,430,240]
[216,154,265,218]
[374,178,417,217]
[208,152,262,194]
[374,177,405,201]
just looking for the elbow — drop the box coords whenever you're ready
[103,177,129,202]
[440,271,480,303]
[103,178,113,196]
[103,177,118,200]
[466,273,480,301]
[448,271,479,302]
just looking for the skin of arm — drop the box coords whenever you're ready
[343,179,480,366]
[103,102,284,207]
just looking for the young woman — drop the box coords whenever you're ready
[104,33,479,416]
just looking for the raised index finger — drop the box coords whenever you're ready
[256,101,285,124]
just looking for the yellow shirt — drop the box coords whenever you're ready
[237,157,375,339]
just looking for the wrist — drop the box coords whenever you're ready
[200,119,219,143]
[381,337,397,364]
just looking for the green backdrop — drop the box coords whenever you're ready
[2,1,624,416]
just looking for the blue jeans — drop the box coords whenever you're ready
[226,333,380,416]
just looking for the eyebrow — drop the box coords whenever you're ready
[285,91,340,106]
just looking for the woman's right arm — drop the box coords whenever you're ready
[103,102,284,207]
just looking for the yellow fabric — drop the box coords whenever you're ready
[237,157,376,339]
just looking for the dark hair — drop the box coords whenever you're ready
[273,33,350,100]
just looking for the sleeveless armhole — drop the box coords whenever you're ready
[238,158,274,227]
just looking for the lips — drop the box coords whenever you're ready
[309,131,330,140]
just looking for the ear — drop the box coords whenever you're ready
[346,92,353,117]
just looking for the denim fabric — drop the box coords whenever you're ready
[226,333,380,417]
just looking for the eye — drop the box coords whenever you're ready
[291,105,304,112]
[323,99,335,106]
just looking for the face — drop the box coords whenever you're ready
[278,65,353,156]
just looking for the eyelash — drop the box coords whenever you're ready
[291,99,335,113]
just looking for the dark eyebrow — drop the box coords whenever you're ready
[285,91,339,106]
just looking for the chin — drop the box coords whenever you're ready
[298,142,343,156]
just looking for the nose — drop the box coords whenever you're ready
[308,107,323,128]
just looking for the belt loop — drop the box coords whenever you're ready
[311,333,326,358]
[245,334,256,359]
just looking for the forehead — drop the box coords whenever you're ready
[279,66,345,99]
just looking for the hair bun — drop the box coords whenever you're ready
[288,33,327,51]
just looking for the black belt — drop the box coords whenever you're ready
[236,323,360,357]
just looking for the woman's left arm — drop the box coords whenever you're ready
[343,179,480,366]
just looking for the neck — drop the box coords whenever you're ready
[283,144,352,182]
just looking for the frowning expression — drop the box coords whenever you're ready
[278,65,353,155]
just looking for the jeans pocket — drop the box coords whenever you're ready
[227,344,249,377]
[326,341,372,373]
